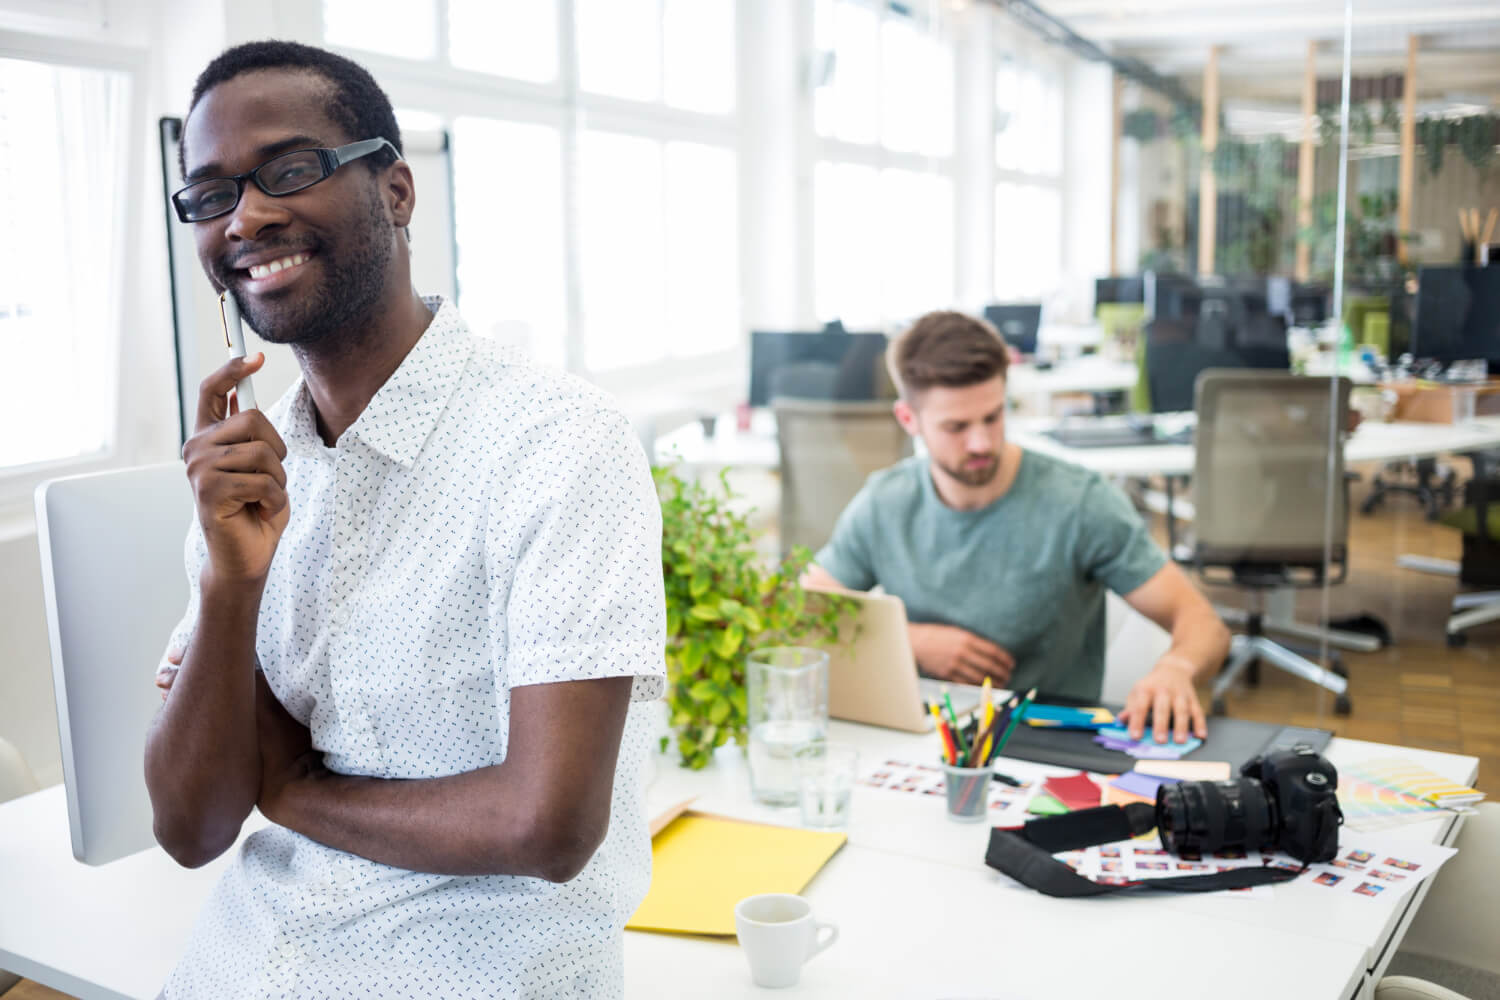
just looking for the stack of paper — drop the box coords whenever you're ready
[1093,724,1202,760]
[627,811,846,936]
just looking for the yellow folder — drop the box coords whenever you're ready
[626,805,847,936]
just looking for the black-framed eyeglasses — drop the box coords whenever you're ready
[171,137,399,223]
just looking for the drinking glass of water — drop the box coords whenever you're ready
[746,647,829,806]
[796,743,858,828]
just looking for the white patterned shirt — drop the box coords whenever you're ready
[158,297,666,999]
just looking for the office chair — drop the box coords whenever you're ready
[1168,371,1354,715]
[772,399,912,556]
[1437,451,1500,646]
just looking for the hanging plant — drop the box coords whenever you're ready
[1351,103,1375,146]
[1316,103,1340,148]
[1456,114,1498,173]
[1122,108,1161,143]
[1380,99,1401,135]
[1416,117,1449,176]
[1169,104,1199,142]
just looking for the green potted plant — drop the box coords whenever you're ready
[654,465,857,770]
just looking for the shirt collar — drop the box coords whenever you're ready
[278,296,475,468]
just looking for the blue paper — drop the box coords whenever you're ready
[1092,725,1202,760]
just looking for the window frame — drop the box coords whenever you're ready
[319,0,744,398]
[0,33,148,512]
[808,0,961,329]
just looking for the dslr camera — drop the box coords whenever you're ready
[1155,746,1343,864]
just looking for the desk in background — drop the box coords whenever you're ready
[1009,414,1500,480]
[652,357,1143,474]
[0,719,1474,1000]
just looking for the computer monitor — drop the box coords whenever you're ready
[1276,281,1331,327]
[748,330,891,407]
[982,304,1042,355]
[1095,276,1146,307]
[1143,273,1291,412]
[1412,265,1500,364]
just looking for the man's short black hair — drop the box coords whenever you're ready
[180,40,403,179]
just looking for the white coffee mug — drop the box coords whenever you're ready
[734,893,839,989]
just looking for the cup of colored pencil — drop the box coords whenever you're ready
[928,683,1035,822]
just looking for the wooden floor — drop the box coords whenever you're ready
[1159,459,1500,797]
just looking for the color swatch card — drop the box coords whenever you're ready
[1022,705,1116,730]
[1042,772,1104,811]
[1344,758,1484,810]
[1093,724,1202,760]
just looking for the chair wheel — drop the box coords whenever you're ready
[1335,695,1352,716]
[1246,661,1261,687]
[1211,697,1226,716]
[1446,631,1467,648]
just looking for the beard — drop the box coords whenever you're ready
[221,188,394,353]
[937,453,1001,487]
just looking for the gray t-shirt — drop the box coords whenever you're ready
[815,450,1167,700]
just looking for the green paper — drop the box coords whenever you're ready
[1027,793,1069,816]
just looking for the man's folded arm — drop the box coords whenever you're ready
[262,674,634,881]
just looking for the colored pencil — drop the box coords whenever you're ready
[990,687,1038,761]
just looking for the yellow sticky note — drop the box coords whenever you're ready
[627,814,846,936]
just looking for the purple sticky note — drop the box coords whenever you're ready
[1110,772,1168,799]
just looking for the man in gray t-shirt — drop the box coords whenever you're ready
[804,311,1230,743]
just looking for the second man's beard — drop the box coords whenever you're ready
[939,453,1001,487]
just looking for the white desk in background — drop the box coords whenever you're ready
[1009,414,1500,480]
[1006,356,1139,415]
[0,718,1474,1000]
[653,408,781,474]
[1036,321,1105,354]
[651,358,1141,474]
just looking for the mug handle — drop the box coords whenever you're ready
[806,920,839,962]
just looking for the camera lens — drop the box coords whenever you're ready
[1156,778,1278,856]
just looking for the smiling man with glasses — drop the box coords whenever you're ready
[146,40,666,1000]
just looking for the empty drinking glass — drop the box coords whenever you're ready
[797,743,858,828]
[746,647,829,806]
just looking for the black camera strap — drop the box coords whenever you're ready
[984,804,1307,898]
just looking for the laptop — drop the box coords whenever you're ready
[35,463,193,864]
[806,587,935,733]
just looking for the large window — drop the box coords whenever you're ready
[0,57,130,473]
[322,0,739,382]
[450,118,567,369]
[812,0,958,327]
[994,48,1064,301]
[814,164,953,328]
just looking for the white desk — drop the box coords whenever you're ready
[1007,357,1139,415]
[653,408,780,473]
[0,720,1474,1000]
[1010,414,1500,479]
[651,358,1141,474]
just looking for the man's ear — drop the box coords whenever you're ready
[893,398,919,435]
[386,160,416,229]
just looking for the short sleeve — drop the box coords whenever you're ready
[495,405,666,700]
[813,483,879,591]
[1074,475,1168,596]
[158,519,208,675]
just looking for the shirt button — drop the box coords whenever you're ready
[279,942,298,960]
[332,606,350,627]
